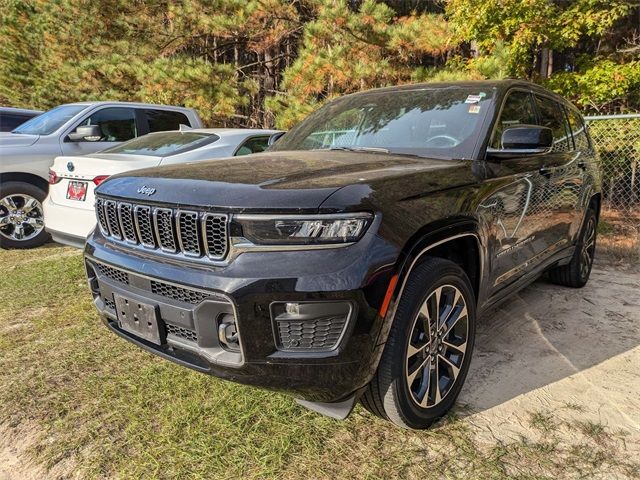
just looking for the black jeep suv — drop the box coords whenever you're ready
[85,80,600,429]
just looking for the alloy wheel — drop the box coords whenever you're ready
[405,284,469,408]
[0,194,45,242]
[580,217,596,280]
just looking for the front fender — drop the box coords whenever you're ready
[354,219,484,394]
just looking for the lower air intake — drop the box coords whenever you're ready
[271,301,353,352]
[276,317,347,351]
[165,323,198,342]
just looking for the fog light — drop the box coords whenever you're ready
[285,302,300,315]
[217,313,240,351]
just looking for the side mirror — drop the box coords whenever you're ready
[486,125,553,159]
[268,131,286,146]
[68,125,102,142]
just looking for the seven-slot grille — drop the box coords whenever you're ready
[95,197,228,260]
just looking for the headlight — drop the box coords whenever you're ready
[236,213,373,245]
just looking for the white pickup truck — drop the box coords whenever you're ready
[0,101,203,248]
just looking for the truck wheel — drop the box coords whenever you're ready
[362,257,476,429]
[0,181,50,249]
[548,208,597,288]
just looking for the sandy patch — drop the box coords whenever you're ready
[461,265,640,459]
[0,425,47,480]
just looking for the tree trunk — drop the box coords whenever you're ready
[540,48,549,78]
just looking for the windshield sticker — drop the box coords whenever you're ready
[468,105,481,114]
[465,94,482,104]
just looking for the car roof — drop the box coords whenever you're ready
[0,106,43,115]
[58,101,195,110]
[342,79,568,103]
[147,128,283,137]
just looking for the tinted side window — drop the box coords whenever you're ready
[81,107,137,142]
[491,91,537,148]
[535,96,571,152]
[234,136,270,156]
[0,114,31,132]
[145,110,190,132]
[566,108,590,151]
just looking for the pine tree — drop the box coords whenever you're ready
[266,0,453,128]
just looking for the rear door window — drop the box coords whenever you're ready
[491,91,538,148]
[535,96,572,152]
[79,107,137,142]
[566,108,590,151]
[234,136,270,156]
[144,110,190,132]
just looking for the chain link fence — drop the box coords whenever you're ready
[585,114,640,224]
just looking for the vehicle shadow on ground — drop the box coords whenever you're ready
[457,262,640,414]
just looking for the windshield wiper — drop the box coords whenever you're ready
[315,146,391,153]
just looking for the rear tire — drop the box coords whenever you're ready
[0,181,50,249]
[548,208,597,288]
[362,257,476,429]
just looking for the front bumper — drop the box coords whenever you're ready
[84,230,398,403]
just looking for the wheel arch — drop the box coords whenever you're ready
[399,219,482,301]
[363,219,483,400]
[376,218,483,344]
[0,172,49,194]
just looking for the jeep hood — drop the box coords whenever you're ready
[96,150,472,212]
[0,132,39,148]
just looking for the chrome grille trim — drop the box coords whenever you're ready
[133,205,155,248]
[104,200,122,240]
[95,198,109,235]
[202,213,228,260]
[154,207,177,253]
[177,210,202,257]
[117,203,137,244]
[95,196,229,261]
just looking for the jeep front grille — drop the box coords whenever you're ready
[95,197,228,260]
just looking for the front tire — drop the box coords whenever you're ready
[362,257,476,429]
[0,181,50,249]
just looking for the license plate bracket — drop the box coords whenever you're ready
[66,181,88,201]
[113,294,163,345]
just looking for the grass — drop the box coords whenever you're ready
[1,244,638,479]
[529,411,556,432]
[575,421,607,442]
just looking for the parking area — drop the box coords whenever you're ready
[0,243,638,479]
[464,265,640,456]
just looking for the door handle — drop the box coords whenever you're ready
[539,166,553,178]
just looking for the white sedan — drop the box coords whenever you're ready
[44,128,283,247]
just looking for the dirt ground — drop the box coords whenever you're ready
[1,258,639,479]
[461,263,640,461]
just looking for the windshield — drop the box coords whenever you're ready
[12,104,86,135]
[100,131,219,156]
[272,87,494,160]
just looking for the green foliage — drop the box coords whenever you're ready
[446,0,635,75]
[0,0,638,126]
[445,0,640,113]
[545,60,640,113]
[267,0,453,128]
[0,0,303,125]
